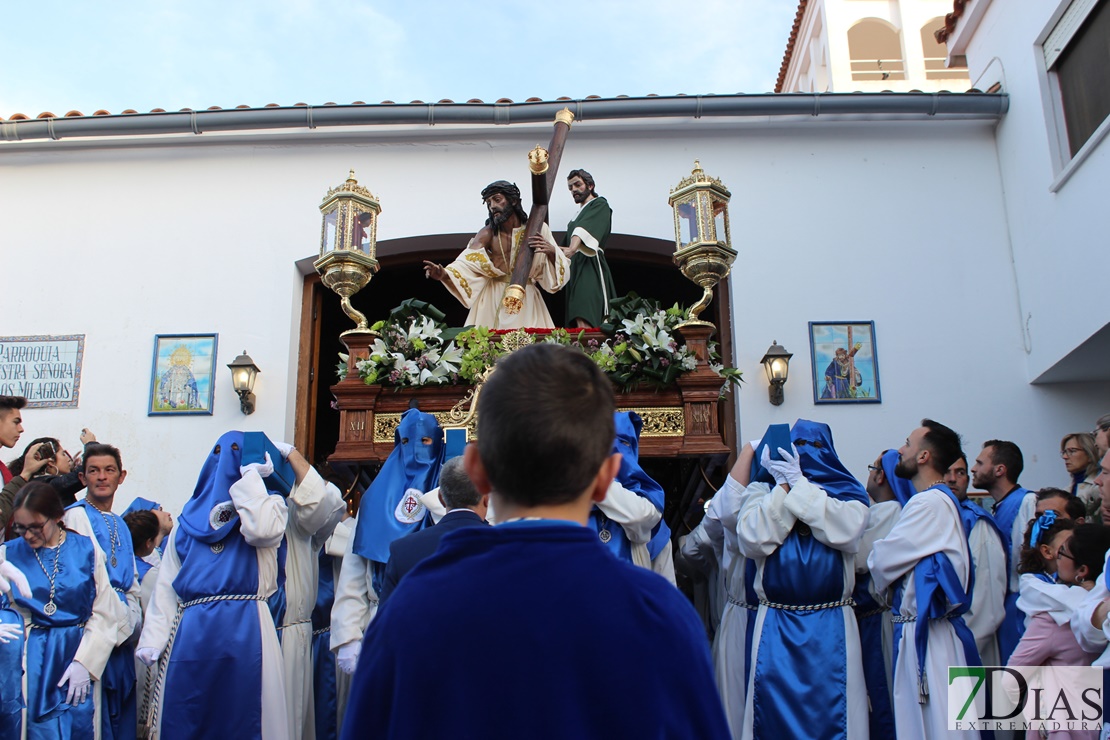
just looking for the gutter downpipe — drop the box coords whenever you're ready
[0,93,1009,144]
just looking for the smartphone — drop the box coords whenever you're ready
[36,441,57,460]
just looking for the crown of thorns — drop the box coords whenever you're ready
[481,180,521,203]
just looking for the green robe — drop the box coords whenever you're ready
[563,196,617,327]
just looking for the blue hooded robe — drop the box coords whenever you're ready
[746,419,869,740]
[351,409,443,595]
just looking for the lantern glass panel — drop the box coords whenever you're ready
[354,211,373,254]
[712,199,728,244]
[321,208,338,255]
[769,357,789,382]
[677,199,700,247]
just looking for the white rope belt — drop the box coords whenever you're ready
[312,626,330,637]
[141,594,267,738]
[891,614,916,623]
[759,597,855,612]
[278,617,312,631]
[727,596,758,612]
[30,620,86,630]
[855,604,890,619]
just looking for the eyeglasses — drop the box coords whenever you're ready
[10,522,47,536]
[1057,547,1075,561]
[1061,448,1084,457]
[867,464,881,472]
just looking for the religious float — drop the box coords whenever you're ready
[314,111,742,539]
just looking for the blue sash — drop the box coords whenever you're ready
[8,533,97,739]
[892,486,982,700]
[992,486,1031,663]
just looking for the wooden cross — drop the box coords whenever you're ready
[501,108,575,314]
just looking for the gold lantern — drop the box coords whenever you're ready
[314,169,381,337]
[668,160,736,329]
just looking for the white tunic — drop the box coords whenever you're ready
[63,505,140,645]
[440,223,571,330]
[137,470,290,740]
[737,478,869,740]
[868,487,979,740]
[596,479,661,571]
[322,520,354,733]
[1071,550,1110,663]
[711,475,750,740]
[330,509,377,653]
[854,499,902,695]
[279,468,347,740]
[965,516,1007,667]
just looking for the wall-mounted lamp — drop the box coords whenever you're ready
[227,351,260,415]
[760,341,792,406]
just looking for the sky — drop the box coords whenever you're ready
[0,0,799,118]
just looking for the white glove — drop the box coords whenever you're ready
[240,451,274,479]
[761,445,804,488]
[274,441,295,460]
[0,623,23,644]
[58,661,91,705]
[337,640,361,675]
[0,561,31,598]
[135,646,160,666]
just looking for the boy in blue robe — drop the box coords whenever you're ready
[343,343,729,740]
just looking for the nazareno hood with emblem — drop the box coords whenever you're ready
[352,408,444,563]
[178,430,279,545]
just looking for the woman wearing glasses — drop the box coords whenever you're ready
[1010,523,1110,739]
[1060,433,1101,522]
[1,481,117,739]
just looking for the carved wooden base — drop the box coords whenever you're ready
[328,327,731,464]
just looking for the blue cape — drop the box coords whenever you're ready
[352,409,443,563]
[881,449,918,506]
[790,419,868,505]
[178,430,285,545]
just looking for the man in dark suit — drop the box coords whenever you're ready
[378,456,488,605]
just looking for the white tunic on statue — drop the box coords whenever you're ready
[868,487,979,740]
[280,468,347,740]
[137,473,290,740]
[712,475,751,740]
[965,516,1008,667]
[439,223,571,329]
[736,478,869,740]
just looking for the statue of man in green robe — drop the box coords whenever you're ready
[561,169,617,328]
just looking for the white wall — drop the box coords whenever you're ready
[1,114,1103,517]
[958,0,1110,381]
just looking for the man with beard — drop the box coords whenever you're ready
[970,439,1034,663]
[945,454,1007,667]
[556,169,616,328]
[868,420,983,740]
[423,180,570,329]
